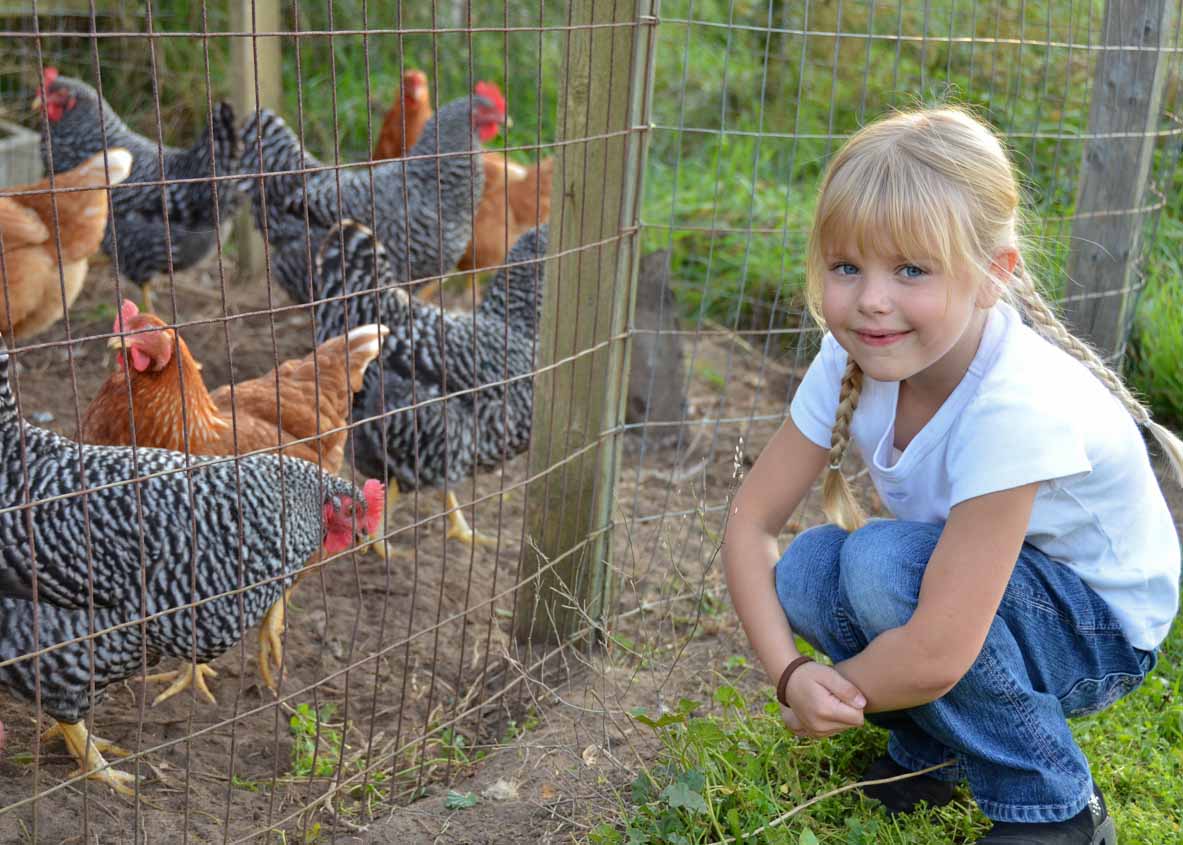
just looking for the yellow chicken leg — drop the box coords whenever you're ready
[143,662,218,706]
[444,490,499,548]
[463,271,483,300]
[257,588,295,692]
[139,280,154,314]
[43,721,136,796]
[415,278,444,303]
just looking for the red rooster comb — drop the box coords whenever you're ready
[42,67,59,87]
[474,81,506,116]
[362,479,385,535]
[115,298,140,333]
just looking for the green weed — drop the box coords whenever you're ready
[597,614,1183,844]
[288,701,344,779]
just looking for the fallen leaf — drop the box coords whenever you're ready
[539,783,559,801]
[581,744,600,767]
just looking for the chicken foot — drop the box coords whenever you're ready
[143,662,219,706]
[369,487,497,554]
[444,490,499,548]
[42,720,135,796]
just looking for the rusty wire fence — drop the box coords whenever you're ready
[0,0,1179,842]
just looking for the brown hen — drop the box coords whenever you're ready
[372,68,432,162]
[82,299,388,701]
[0,148,131,338]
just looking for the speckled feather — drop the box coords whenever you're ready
[312,222,546,492]
[0,343,369,724]
[240,96,488,303]
[38,74,248,285]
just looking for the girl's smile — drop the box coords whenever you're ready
[853,328,912,347]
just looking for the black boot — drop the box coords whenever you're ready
[860,754,957,814]
[978,785,1117,844]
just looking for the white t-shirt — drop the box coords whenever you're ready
[790,301,1180,650]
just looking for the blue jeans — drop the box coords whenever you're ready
[775,520,1156,823]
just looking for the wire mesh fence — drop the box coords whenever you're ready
[0,0,1179,842]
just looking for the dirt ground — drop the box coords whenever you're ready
[0,251,810,844]
[2,253,1176,845]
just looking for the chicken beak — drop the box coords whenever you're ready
[106,336,124,351]
[31,94,42,112]
[504,115,514,129]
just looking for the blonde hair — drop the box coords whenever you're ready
[805,106,1183,531]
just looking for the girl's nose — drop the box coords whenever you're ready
[856,274,892,314]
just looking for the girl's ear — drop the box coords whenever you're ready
[978,247,1019,308]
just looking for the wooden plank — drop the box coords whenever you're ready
[1064,0,1174,359]
[513,0,657,644]
[229,0,282,281]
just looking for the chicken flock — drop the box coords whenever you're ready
[0,65,554,794]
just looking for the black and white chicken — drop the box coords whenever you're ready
[35,68,248,311]
[313,219,546,548]
[0,336,382,792]
[241,82,506,305]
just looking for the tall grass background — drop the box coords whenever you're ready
[1,0,1179,422]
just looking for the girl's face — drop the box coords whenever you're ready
[820,243,1001,393]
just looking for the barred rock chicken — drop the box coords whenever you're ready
[313,220,546,549]
[36,68,248,311]
[80,301,388,698]
[0,336,383,793]
[241,82,505,305]
[377,75,552,288]
[0,147,131,338]
[372,69,432,162]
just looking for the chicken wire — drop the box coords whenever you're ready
[0,0,1179,842]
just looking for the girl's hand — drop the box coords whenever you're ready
[780,662,866,738]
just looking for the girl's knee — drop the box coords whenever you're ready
[839,520,941,634]
[774,524,846,623]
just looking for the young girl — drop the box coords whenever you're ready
[723,107,1180,844]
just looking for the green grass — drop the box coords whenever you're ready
[592,615,1183,844]
[1129,155,1183,428]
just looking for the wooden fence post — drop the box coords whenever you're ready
[230,0,281,281]
[513,0,658,644]
[1064,0,1175,360]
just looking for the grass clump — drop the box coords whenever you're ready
[594,616,1183,844]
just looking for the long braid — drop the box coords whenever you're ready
[822,358,867,532]
[1011,268,1183,485]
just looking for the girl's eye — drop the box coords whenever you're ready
[899,264,926,279]
[831,263,859,276]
